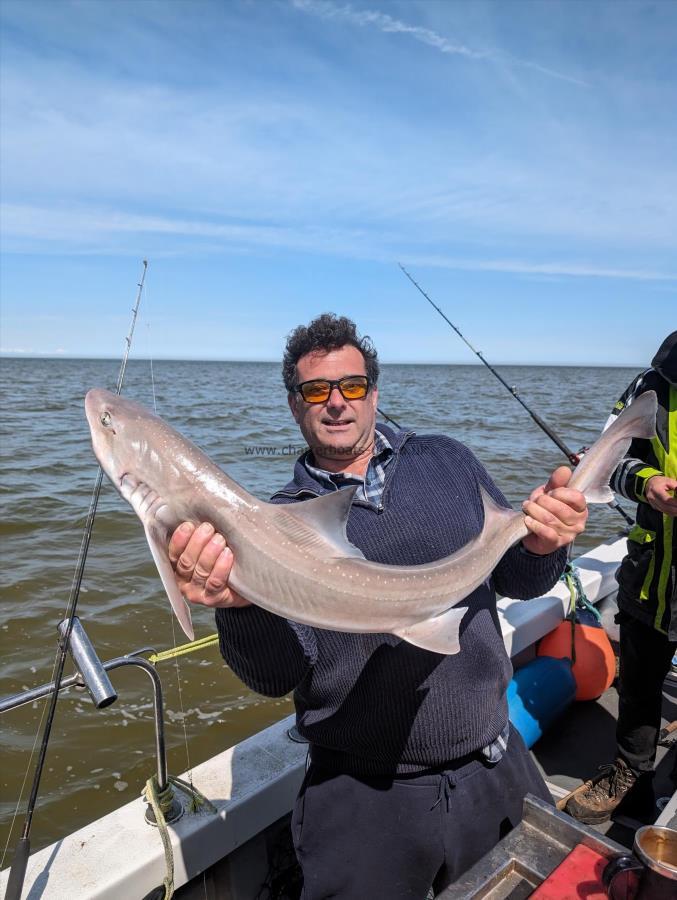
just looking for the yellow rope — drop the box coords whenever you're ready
[143,776,175,900]
[142,774,218,899]
[148,634,219,664]
[142,634,221,894]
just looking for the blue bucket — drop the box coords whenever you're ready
[507,656,576,749]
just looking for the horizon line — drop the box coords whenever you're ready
[0,353,644,369]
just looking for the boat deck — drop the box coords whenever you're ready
[434,675,677,899]
[532,658,677,847]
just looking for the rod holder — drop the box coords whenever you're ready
[1,648,177,825]
[58,617,118,708]
[144,790,183,827]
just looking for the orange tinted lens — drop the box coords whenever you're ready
[340,378,368,399]
[301,381,331,402]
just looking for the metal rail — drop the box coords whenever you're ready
[1,651,169,793]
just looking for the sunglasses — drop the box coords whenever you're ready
[294,375,371,404]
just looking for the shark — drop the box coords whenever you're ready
[85,388,657,654]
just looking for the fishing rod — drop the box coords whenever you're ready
[4,260,148,900]
[377,406,401,429]
[398,263,634,528]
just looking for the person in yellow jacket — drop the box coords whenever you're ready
[567,331,677,824]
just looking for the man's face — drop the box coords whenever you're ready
[288,344,378,465]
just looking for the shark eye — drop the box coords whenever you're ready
[100,411,112,427]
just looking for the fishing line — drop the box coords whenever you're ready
[4,261,148,900]
[0,681,52,871]
[143,283,196,798]
[0,516,93,869]
[144,287,207,900]
[165,598,197,798]
[1,512,98,869]
[149,344,157,410]
[398,263,634,529]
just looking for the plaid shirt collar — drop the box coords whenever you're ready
[302,429,394,506]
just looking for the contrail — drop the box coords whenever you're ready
[291,0,588,88]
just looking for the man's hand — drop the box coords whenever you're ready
[645,475,677,516]
[521,466,588,555]
[168,522,251,609]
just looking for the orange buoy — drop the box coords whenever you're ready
[537,621,616,701]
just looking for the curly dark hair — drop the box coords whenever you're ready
[282,313,379,392]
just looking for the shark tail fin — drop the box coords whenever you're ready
[572,389,658,505]
[144,522,195,641]
[619,388,659,440]
[392,606,468,655]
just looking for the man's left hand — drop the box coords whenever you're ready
[521,466,588,555]
[645,475,677,517]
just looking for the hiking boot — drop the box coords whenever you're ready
[565,758,641,824]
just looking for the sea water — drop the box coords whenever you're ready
[0,358,640,856]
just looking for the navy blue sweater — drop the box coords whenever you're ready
[215,425,566,776]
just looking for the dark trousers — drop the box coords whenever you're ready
[617,612,676,774]
[291,728,551,899]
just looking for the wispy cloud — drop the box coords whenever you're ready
[4,202,674,283]
[0,347,66,355]
[401,254,676,283]
[1,0,676,362]
[1,5,673,261]
[291,0,588,86]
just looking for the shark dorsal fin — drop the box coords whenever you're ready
[272,486,364,559]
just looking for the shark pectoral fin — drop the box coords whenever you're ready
[144,522,195,641]
[393,606,468,656]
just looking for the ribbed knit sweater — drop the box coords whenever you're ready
[215,425,566,776]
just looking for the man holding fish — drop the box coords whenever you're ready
[166,314,589,897]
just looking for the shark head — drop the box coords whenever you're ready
[86,388,148,488]
[85,387,196,639]
[85,388,187,514]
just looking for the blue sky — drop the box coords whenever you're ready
[0,0,675,365]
